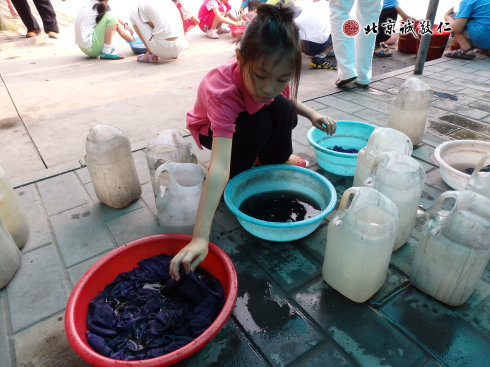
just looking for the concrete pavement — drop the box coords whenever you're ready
[1,1,490,367]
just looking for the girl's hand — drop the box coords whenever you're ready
[169,238,209,281]
[312,114,337,136]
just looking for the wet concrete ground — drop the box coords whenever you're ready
[1,1,490,367]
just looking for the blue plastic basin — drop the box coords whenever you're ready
[224,165,337,242]
[307,120,376,176]
[129,37,147,55]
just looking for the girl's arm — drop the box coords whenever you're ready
[169,136,232,281]
[293,99,337,136]
[212,7,242,27]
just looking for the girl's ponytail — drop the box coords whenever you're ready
[93,0,110,24]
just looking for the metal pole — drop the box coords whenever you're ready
[414,0,440,75]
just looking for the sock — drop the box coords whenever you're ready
[315,53,326,59]
[102,43,112,54]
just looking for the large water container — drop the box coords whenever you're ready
[388,77,432,146]
[0,218,21,289]
[145,129,197,197]
[410,191,490,307]
[155,161,205,235]
[322,186,399,303]
[353,127,413,187]
[0,166,29,249]
[85,125,142,209]
[364,151,425,251]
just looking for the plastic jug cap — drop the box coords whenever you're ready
[87,124,122,143]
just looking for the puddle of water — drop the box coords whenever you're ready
[434,91,458,101]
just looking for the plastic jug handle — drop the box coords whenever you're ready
[154,161,173,182]
[337,187,358,218]
[469,152,490,179]
[404,137,414,156]
[429,191,458,218]
[364,152,392,187]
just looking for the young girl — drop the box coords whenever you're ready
[172,0,200,34]
[198,0,243,39]
[169,3,337,281]
[75,0,134,60]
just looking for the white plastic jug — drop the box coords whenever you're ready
[322,186,399,303]
[85,124,142,209]
[0,166,29,249]
[145,129,197,197]
[465,152,490,199]
[388,77,432,146]
[364,151,425,251]
[0,218,22,289]
[155,161,205,235]
[353,127,413,187]
[410,191,490,307]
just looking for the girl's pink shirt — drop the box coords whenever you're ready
[186,59,290,149]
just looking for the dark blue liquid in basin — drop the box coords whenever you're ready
[239,191,321,222]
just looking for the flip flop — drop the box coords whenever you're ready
[137,52,159,63]
[335,76,357,88]
[444,48,476,60]
[374,43,392,57]
[284,155,308,168]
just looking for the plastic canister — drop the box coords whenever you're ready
[85,125,142,209]
[0,218,22,289]
[155,161,205,235]
[353,127,413,187]
[388,77,432,146]
[410,191,490,307]
[465,152,490,199]
[0,166,29,249]
[145,129,197,197]
[322,186,399,303]
[364,151,425,251]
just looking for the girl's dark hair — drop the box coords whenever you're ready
[93,0,110,24]
[239,3,302,101]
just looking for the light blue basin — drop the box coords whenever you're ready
[308,120,376,176]
[224,165,337,242]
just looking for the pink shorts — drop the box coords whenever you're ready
[199,4,227,32]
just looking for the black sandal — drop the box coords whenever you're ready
[444,48,476,60]
[335,76,357,88]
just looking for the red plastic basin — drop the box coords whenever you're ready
[65,234,238,366]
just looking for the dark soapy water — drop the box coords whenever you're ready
[239,190,321,222]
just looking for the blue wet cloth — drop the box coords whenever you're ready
[86,254,225,361]
[330,145,359,154]
[465,165,490,175]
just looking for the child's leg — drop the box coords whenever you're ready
[257,95,298,165]
[90,12,119,55]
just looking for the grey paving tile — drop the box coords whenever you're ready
[50,204,114,267]
[297,222,329,264]
[390,236,418,277]
[304,99,328,110]
[442,69,483,81]
[453,280,490,335]
[212,198,242,235]
[352,108,389,127]
[369,267,410,307]
[67,251,110,288]
[13,312,89,367]
[424,167,452,192]
[83,181,144,221]
[105,207,161,246]
[293,279,426,367]
[132,149,151,185]
[314,95,365,113]
[239,232,321,293]
[426,119,460,136]
[316,106,361,123]
[458,88,490,101]
[37,172,88,216]
[381,76,409,87]
[419,184,445,213]
[232,265,324,367]
[6,245,69,333]
[433,100,490,121]
[292,140,316,165]
[421,130,450,148]
[412,144,436,165]
[14,184,37,205]
[346,93,391,114]
[140,180,158,216]
[175,319,267,367]
[450,78,490,92]
[0,292,13,367]
[75,166,91,184]
[19,199,51,252]
[380,287,490,367]
[293,119,312,146]
[291,341,356,367]
[422,77,466,93]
